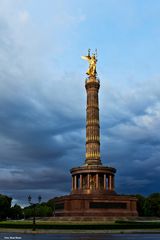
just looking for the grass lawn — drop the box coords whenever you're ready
[0,219,160,230]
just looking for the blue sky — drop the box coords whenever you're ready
[0,0,160,206]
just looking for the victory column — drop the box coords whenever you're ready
[53,50,138,217]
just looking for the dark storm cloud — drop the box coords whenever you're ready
[0,1,160,206]
[0,84,85,196]
[0,167,69,191]
[100,82,160,195]
[0,92,85,202]
[0,5,86,204]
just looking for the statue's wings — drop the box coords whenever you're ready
[81,55,91,61]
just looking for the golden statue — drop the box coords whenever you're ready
[81,49,97,77]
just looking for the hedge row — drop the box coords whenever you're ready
[0,222,160,230]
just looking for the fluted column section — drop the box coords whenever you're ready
[85,76,101,165]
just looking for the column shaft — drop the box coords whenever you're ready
[87,174,90,189]
[85,77,101,165]
[80,174,83,190]
[104,174,106,190]
[72,176,74,190]
[108,175,112,191]
[112,175,115,191]
[74,175,77,190]
[96,173,99,189]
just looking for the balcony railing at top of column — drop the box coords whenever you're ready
[85,78,100,84]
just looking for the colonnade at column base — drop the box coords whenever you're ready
[70,165,116,194]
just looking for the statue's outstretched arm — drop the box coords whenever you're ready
[81,56,91,61]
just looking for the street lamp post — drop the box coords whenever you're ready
[28,195,42,231]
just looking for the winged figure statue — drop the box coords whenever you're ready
[81,49,97,77]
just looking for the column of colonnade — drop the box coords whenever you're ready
[72,173,115,192]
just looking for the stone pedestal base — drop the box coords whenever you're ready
[54,193,138,217]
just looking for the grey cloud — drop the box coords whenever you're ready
[100,80,160,196]
[0,1,160,205]
[0,4,85,204]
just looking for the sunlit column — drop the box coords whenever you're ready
[74,175,77,190]
[108,175,112,191]
[87,174,90,189]
[96,173,99,189]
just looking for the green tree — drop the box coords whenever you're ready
[0,194,12,220]
[24,203,53,218]
[47,199,55,211]
[24,206,33,219]
[135,194,146,216]
[144,193,160,217]
[10,204,23,219]
[36,205,52,217]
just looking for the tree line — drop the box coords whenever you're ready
[135,193,160,217]
[0,193,160,220]
[0,194,54,220]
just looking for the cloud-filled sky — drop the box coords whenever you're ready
[0,0,160,206]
